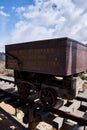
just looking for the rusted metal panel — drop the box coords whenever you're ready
[5,37,87,76]
[66,38,87,75]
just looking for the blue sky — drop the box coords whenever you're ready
[0,0,34,51]
[0,0,87,51]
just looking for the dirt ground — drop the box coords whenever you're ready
[0,102,54,130]
[0,75,28,130]
[0,74,16,130]
[0,102,20,130]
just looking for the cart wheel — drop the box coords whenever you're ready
[17,81,31,99]
[39,88,57,107]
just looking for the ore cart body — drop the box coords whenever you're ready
[5,37,87,107]
[5,37,87,76]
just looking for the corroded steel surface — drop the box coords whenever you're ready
[5,37,87,76]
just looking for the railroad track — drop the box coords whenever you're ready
[0,78,87,130]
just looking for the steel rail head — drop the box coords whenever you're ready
[49,108,87,126]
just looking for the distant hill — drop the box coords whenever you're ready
[0,52,5,61]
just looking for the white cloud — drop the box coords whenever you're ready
[72,0,87,10]
[0,6,9,17]
[0,40,5,52]
[0,6,4,9]
[0,10,9,16]
[10,0,87,44]
[0,6,10,51]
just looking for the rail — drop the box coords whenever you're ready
[0,77,87,130]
